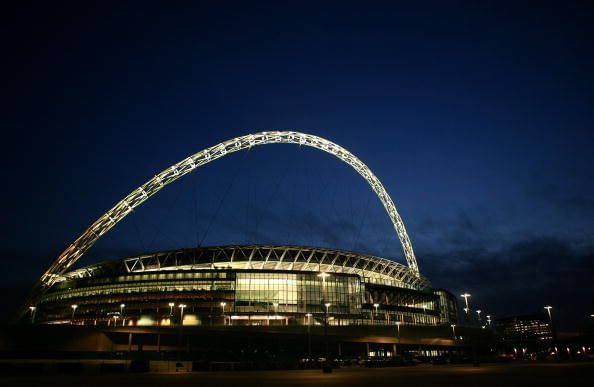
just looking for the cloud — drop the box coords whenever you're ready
[419,236,594,330]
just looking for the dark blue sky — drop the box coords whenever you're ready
[2,1,594,329]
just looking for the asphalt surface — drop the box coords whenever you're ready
[2,362,593,387]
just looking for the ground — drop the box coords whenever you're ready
[2,362,593,386]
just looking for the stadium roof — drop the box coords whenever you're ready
[60,245,431,291]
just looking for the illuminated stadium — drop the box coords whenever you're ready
[23,131,458,333]
[35,245,455,327]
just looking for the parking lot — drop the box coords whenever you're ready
[1,362,593,387]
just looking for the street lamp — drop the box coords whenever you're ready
[169,302,175,315]
[318,272,331,369]
[318,272,331,309]
[71,304,78,325]
[476,309,482,321]
[306,313,312,358]
[451,324,456,339]
[460,293,471,311]
[324,302,331,363]
[373,303,379,325]
[544,306,553,323]
[28,306,36,324]
[179,304,187,325]
[486,315,492,326]
[112,315,118,326]
[318,271,330,282]
[120,304,125,326]
[221,302,227,326]
[273,302,279,314]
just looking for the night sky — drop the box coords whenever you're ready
[2,1,594,330]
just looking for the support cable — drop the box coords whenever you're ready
[198,161,243,247]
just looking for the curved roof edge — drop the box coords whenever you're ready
[60,245,431,290]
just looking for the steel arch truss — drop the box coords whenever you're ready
[39,131,420,288]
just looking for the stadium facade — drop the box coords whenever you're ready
[34,245,457,327]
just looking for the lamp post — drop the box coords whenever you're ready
[324,302,331,362]
[169,302,175,315]
[306,313,312,358]
[460,293,471,319]
[373,303,379,325]
[179,304,187,326]
[476,309,482,321]
[318,271,330,309]
[317,272,331,370]
[120,304,125,326]
[273,302,279,315]
[221,302,227,326]
[318,271,330,312]
[28,306,36,324]
[544,306,553,323]
[544,305,555,354]
[71,304,78,325]
[451,324,456,339]
[486,315,492,326]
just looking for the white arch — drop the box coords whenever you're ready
[39,131,419,287]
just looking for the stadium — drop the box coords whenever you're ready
[16,131,461,361]
[34,245,456,327]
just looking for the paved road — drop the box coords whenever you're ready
[3,362,594,387]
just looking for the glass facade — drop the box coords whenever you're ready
[43,279,234,302]
[38,269,444,327]
[234,271,361,315]
[38,268,443,326]
[433,289,458,325]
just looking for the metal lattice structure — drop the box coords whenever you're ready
[60,245,430,290]
[38,131,420,291]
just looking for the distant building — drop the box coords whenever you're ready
[494,313,553,350]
